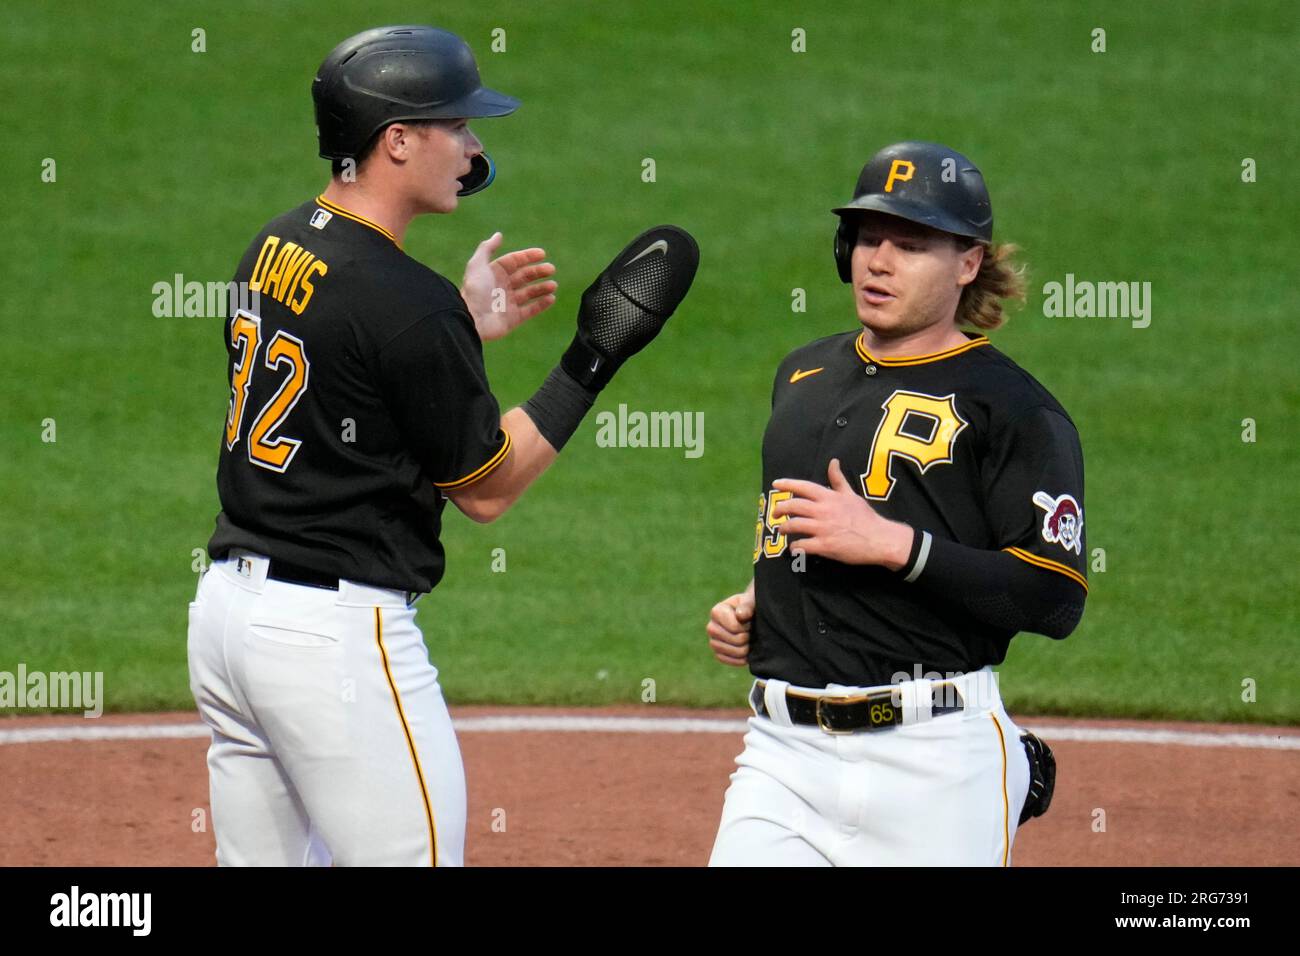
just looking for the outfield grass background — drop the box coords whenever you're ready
[1,1,1296,722]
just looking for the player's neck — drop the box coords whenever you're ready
[859,320,971,359]
[320,180,412,245]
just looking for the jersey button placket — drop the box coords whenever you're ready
[864,364,878,376]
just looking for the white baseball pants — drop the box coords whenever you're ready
[710,669,1033,866]
[187,551,464,866]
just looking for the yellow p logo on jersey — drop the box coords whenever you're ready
[861,390,967,500]
[883,159,915,193]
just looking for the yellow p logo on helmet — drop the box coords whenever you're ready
[883,159,915,193]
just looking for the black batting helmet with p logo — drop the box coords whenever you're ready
[832,141,994,282]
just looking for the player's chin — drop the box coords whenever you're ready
[429,193,459,214]
[855,301,902,332]
[423,184,461,214]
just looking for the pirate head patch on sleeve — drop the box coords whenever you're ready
[1032,491,1083,555]
[979,403,1088,592]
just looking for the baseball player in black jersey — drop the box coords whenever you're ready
[706,142,1074,866]
[187,25,698,866]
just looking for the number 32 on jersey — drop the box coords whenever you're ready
[224,310,311,473]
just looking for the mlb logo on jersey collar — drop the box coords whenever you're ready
[310,209,333,229]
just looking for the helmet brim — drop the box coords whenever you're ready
[832,196,990,243]
[442,85,520,119]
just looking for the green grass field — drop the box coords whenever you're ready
[1,1,1296,722]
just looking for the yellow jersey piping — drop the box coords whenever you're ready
[434,429,513,491]
[855,332,990,367]
[315,195,399,245]
[1004,547,1089,593]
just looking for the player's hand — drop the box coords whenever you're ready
[461,232,558,342]
[772,460,915,570]
[707,583,755,667]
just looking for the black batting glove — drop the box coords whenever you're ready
[560,225,699,392]
[1018,731,1057,826]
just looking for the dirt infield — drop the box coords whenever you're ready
[1,708,1296,866]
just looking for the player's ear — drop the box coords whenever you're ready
[956,241,985,287]
[378,123,413,163]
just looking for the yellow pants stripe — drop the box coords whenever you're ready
[374,607,438,866]
[991,713,1010,867]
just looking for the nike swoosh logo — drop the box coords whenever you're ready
[627,239,669,265]
[789,367,825,383]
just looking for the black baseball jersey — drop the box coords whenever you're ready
[750,330,1087,688]
[207,195,510,593]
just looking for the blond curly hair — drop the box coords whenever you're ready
[957,242,1027,331]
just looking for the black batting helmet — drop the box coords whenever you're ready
[311,25,519,196]
[832,142,993,282]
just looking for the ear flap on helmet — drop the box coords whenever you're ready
[833,216,856,283]
[457,153,496,197]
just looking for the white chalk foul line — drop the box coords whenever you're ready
[0,724,210,745]
[0,716,1296,750]
[1022,725,1300,751]
[452,717,1300,750]
[453,715,749,734]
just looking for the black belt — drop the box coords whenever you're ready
[261,557,424,606]
[751,680,965,735]
[266,559,339,591]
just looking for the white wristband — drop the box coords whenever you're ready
[903,531,933,584]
